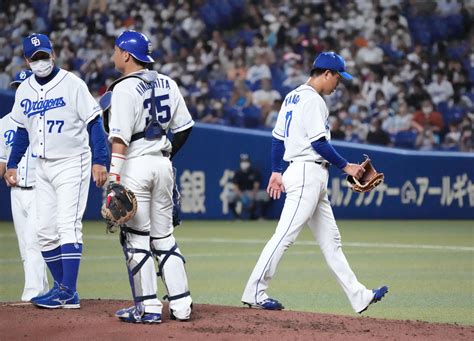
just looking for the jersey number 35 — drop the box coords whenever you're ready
[144,94,171,126]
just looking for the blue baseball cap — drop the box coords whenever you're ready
[312,52,353,80]
[10,69,33,85]
[23,33,53,59]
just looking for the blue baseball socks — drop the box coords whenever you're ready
[41,243,82,293]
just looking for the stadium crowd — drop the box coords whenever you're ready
[0,0,472,152]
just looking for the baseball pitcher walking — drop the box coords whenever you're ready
[241,52,388,313]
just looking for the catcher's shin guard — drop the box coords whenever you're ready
[150,235,192,319]
[120,226,160,313]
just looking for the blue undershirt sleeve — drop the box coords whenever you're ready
[7,128,29,169]
[311,137,348,170]
[87,115,109,166]
[271,137,285,173]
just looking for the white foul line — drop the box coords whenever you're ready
[176,237,474,252]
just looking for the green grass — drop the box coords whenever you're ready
[0,220,473,325]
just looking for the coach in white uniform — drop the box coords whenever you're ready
[104,30,194,323]
[0,70,49,301]
[4,33,108,309]
[242,52,388,313]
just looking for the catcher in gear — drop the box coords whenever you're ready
[102,30,194,324]
[346,155,384,193]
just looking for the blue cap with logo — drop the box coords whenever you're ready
[23,33,53,59]
[312,52,353,80]
[10,69,33,85]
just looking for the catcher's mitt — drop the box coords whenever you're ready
[346,155,384,193]
[101,183,137,225]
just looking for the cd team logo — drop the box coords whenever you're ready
[31,37,41,46]
[20,97,66,117]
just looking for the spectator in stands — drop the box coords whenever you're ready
[199,100,227,125]
[412,99,445,134]
[227,57,247,81]
[459,126,473,152]
[437,0,461,16]
[330,117,346,140]
[264,99,282,129]
[283,61,307,89]
[443,121,462,150]
[252,78,281,122]
[0,61,10,89]
[344,122,363,143]
[427,69,455,105]
[228,154,268,220]
[406,79,431,109]
[246,53,271,85]
[373,100,394,121]
[416,126,437,150]
[230,80,253,110]
[355,40,384,66]
[367,118,391,146]
[382,101,413,136]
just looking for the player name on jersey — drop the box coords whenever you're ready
[136,78,170,96]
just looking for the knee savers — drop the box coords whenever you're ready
[150,235,190,302]
[120,227,157,304]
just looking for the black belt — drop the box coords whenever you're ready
[290,160,330,169]
[18,186,34,190]
[130,132,170,157]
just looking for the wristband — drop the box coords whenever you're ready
[109,153,125,183]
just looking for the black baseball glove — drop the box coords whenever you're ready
[101,183,138,225]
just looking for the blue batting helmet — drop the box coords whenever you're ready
[10,69,33,86]
[115,30,154,63]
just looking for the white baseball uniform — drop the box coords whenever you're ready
[108,69,194,318]
[242,84,374,313]
[10,69,100,251]
[0,113,49,301]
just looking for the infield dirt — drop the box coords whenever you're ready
[1,299,472,340]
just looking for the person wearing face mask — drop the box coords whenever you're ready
[412,99,445,134]
[4,33,109,309]
[228,153,268,220]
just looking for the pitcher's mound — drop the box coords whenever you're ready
[1,299,472,340]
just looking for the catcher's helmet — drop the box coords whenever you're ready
[115,30,154,63]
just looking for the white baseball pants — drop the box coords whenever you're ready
[35,152,91,250]
[11,187,49,301]
[120,154,191,316]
